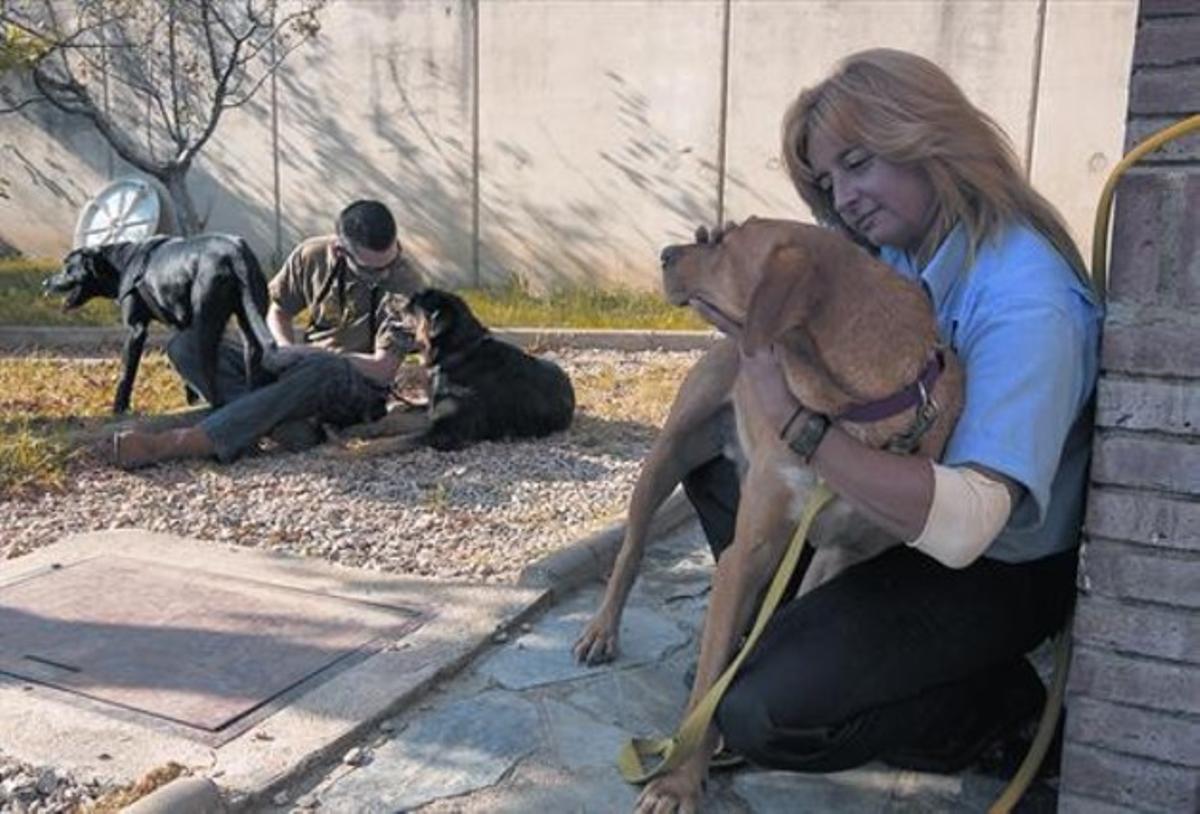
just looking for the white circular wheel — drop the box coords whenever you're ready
[73,176,176,249]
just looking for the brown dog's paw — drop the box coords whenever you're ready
[572,614,621,666]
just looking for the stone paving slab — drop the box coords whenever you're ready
[0,529,547,809]
[478,606,689,691]
[295,518,1054,814]
[318,690,540,813]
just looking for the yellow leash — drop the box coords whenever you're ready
[988,111,1200,814]
[618,483,834,783]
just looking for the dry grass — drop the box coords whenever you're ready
[0,353,187,495]
[87,762,188,813]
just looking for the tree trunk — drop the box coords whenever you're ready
[161,169,202,236]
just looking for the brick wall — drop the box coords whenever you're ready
[1059,1,1200,811]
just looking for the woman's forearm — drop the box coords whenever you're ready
[808,425,934,541]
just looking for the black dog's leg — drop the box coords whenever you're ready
[114,322,149,413]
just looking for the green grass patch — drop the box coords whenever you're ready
[2,257,705,330]
[458,281,705,331]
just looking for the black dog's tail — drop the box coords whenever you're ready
[228,238,278,384]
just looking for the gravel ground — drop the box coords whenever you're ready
[0,751,113,814]
[1,349,702,583]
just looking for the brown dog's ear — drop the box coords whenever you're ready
[742,245,811,354]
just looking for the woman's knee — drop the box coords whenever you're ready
[715,680,777,763]
[715,675,831,764]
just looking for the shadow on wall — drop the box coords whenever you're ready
[272,33,475,290]
[479,69,721,292]
[0,69,282,266]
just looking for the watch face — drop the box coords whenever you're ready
[787,413,829,461]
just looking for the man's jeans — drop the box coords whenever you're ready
[167,334,388,462]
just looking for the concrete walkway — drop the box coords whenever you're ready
[277,519,1054,814]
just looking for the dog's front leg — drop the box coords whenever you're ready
[637,461,797,812]
[574,408,727,665]
[113,321,149,413]
[575,341,739,666]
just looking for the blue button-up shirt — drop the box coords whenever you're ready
[881,222,1102,562]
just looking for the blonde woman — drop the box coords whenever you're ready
[641,49,1101,812]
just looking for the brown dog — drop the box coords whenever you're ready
[575,217,963,802]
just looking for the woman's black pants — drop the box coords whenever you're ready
[683,455,1077,773]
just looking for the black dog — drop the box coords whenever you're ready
[405,288,575,450]
[45,234,276,413]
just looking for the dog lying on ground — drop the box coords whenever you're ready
[44,234,276,413]
[327,287,575,456]
[575,219,963,704]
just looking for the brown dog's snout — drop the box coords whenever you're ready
[660,243,687,270]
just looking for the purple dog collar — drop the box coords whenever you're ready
[836,349,945,424]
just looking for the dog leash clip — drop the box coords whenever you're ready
[886,382,939,455]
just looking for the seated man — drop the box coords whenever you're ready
[113,199,425,468]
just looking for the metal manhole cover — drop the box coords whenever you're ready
[0,557,425,733]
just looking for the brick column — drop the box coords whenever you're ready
[1059,1,1200,811]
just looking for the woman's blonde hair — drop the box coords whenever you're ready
[782,48,1087,277]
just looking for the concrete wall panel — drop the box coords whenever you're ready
[1030,0,1137,266]
[0,100,121,255]
[196,95,281,268]
[274,0,475,283]
[477,0,724,290]
[724,0,1041,224]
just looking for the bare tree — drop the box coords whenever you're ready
[0,0,324,234]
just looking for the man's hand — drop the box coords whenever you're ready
[739,344,800,437]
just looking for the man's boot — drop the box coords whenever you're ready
[113,426,216,470]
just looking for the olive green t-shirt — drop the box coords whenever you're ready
[268,235,425,356]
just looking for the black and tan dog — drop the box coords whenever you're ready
[575,218,964,799]
[330,287,575,455]
[44,234,276,413]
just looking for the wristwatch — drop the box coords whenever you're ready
[783,409,830,463]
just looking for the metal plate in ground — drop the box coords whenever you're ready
[0,557,424,734]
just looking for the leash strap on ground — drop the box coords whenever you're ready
[618,483,835,784]
[989,112,1200,814]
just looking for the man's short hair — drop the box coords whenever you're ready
[336,200,396,251]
